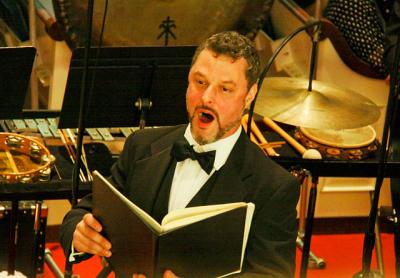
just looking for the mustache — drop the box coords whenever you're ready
[194,105,218,118]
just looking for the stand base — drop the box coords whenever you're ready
[296,236,326,269]
[0,270,27,277]
[352,270,384,278]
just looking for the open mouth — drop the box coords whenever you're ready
[199,111,214,124]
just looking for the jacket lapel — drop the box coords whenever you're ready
[187,131,251,207]
[128,126,185,213]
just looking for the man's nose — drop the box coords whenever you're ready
[202,86,216,103]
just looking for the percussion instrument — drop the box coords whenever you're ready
[241,114,280,156]
[294,126,378,160]
[262,116,322,159]
[255,77,381,130]
[52,0,274,48]
[0,133,54,183]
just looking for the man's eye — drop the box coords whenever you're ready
[222,87,232,93]
[197,79,206,85]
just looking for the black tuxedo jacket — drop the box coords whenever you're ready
[60,125,300,277]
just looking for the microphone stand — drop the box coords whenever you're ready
[64,0,95,277]
[358,33,400,278]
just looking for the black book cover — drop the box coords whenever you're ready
[92,171,254,278]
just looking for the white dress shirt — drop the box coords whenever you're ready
[168,124,241,212]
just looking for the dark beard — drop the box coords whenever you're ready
[189,114,242,145]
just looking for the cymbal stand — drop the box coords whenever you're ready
[292,168,325,269]
[358,33,400,278]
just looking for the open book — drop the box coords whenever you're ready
[92,171,255,278]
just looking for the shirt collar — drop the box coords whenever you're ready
[184,124,242,170]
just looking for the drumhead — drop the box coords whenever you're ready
[299,126,376,148]
[53,0,273,48]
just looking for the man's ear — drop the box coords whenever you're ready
[245,84,258,107]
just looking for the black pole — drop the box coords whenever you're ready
[64,0,95,277]
[307,24,320,92]
[360,33,400,277]
[389,177,400,277]
[388,31,400,277]
[7,201,18,276]
[300,176,318,278]
[31,201,43,277]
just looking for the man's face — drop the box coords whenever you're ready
[186,49,256,145]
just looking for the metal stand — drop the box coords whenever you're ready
[299,175,319,278]
[353,193,386,278]
[369,192,385,277]
[295,169,325,269]
[44,249,65,278]
[2,200,46,278]
[389,179,400,277]
[7,201,19,276]
[357,33,400,278]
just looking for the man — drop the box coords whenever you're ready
[60,31,300,277]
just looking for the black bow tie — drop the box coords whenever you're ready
[171,140,216,174]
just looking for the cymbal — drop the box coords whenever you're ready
[254,77,381,130]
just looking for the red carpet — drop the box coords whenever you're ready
[44,233,396,278]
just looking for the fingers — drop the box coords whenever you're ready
[163,270,180,278]
[73,213,112,257]
[83,213,103,232]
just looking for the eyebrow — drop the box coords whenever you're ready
[191,71,237,88]
[220,80,236,86]
[192,71,206,78]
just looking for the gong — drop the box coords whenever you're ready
[52,0,273,48]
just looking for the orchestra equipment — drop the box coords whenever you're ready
[241,114,280,157]
[255,77,380,130]
[0,201,47,277]
[292,168,326,269]
[295,126,378,160]
[261,116,322,159]
[0,133,54,183]
[52,0,274,48]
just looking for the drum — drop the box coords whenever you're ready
[0,133,54,183]
[294,126,378,160]
[52,0,274,48]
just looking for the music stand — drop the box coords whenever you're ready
[0,46,37,277]
[58,46,196,129]
[0,46,36,119]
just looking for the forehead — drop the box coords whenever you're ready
[190,49,249,79]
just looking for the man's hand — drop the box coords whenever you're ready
[73,213,112,257]
[132,270,180,278]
